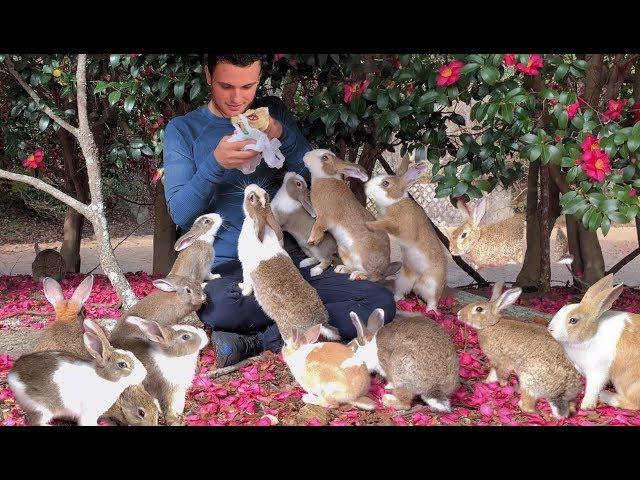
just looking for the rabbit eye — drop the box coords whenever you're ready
[295,181,302,187]
[321,154,328,161]
[117,361,128,369]
[475,306,484,313]
[185,287,192,294]
[382,180,390,187]
[181,333,190,340]
[461,232,468,239]
[138,408,146,418]
[204,218,211,224]
[569,317,579,325]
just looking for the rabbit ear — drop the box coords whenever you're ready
[153,278,177,292]
[472,198,487,225]
[174,232,197,252]
[289,326,299,346]
[350,312,366,341]
[253,211,267,242]
[295,191,316,218]
[581,274,614,304]
[395,155,411,176]
[456,199,472,218]
[367,308,385,333]
[70,275,94,306]
[82,318,108,341]
[338,163,369,182]
[591,284,624,318]
[301,324,322,345]
[494,288,522,312]
[490,281,504,301]
[83,330,109,363]
[266,211,283,243]
[126,316,168,344]
[43,277,65,306]
[402,163,428,184]
[34,242,41,254]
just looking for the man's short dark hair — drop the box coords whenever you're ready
[206,54,263,73]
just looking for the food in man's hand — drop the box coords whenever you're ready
[231,107,269,132]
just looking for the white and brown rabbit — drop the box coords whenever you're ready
[109,315,209,425]
[8,318,147,426]
[349,309,459,412]
[32,242,65,282]
[303,149,401,281]
[100,384,160,426]
[548,274,640,411]
[282,324,375,410]
[119,275,206,327]
[33,275,94,358]
[365,158,447,311]
[448,198,570,269]
[237,184,340,342]
[272,171,339,277]
[458,282,582,418]
[169,213,224,286]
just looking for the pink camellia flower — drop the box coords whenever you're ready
[567,101,580,119]
[273,54,286,61]
[629,188,637,197]
[129,54,143,58]
[151,168,164,183]
[602,99,627,122]
[581,150,611,182]
[436,60,464,87]
[549,98,558,106]
[22,149,45,170]
[343,79,371,104]
[581,135,600,152]
[503,54,516,67]
[515,54,544,75]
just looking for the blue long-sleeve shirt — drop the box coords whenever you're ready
[162,96,312,266]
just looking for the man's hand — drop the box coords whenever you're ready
[214,136,259,169]
[264,116,283,141]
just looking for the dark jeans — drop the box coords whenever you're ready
[198,238,396,353]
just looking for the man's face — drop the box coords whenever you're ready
[206,60,261,117]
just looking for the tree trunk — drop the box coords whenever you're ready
[153,181,178,276]
[58,128,88,273]
[538,164,551,293]
[516,163,540,289]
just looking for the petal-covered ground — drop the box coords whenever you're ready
[2,274,640,426]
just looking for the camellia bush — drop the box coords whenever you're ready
[2,53,639,296]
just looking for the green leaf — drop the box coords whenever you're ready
[600,216,611,236]
[540,145,551,164]
[475,179,492,192]
[607,211,630,223]
[558,92,569,105]
[189,82,202,101]
[479,66,500,86]
[38,115,50,131]
[601,199,619,213]
[530,144,542,162]
[174,80,186,100]
[589,212,603,231]
[108,90,121,106]
[414,146,427,162]
[548,145,561,164]
[158,77,170,93]
[623,165,637,182]
[377,92,389,110]
[418,91,438,108]
[628,133,640,153]
[561,157,575,168]
[387,111,400,129]
[467,54,485,65]
[521,133,538,144]
[460,63,481,75]
[129,148,141,161]
[582,207,595,228]
[453,182,469,197]
[571,114,584,130]
[560,190,579,206]
[141,146,154,156]
[566,165,580,183]
[109,54,122,67]
[396,105,413,118]
[456,144,470,160]
[554,64,569,81]
[558,110,568,130]
[124,95,136,113]
[500,104,514,124]
[588,192,607,208]
[93,81,108,94]
[362,89,377,101]
[614,131,629,145]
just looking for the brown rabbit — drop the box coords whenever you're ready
[118,275,206,327]
[271,171,339,277]
[33,275,94,357]
[448,198,569,269]
[365,158,447,310]
[169,213,224,285]
[109,315,209,425]
[100,384,160,426]
[458,282,582,418]
[237,184,340,342]
[350,309,459,411]
[32,243,65,282]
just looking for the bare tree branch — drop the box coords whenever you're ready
[0,168,90,216]
[2,57,79,136]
